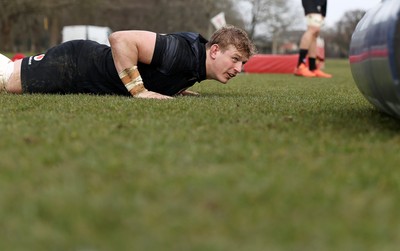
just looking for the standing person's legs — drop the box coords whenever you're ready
[295,14,322,77]
[305,14,331,78]
[306,27,318,71]
[295,13,331,78]
[297,24,320,67]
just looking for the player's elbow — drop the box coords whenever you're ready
[108,31,124,47]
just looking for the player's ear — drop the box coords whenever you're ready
[209,44,220,59]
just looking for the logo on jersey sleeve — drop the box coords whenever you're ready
[28,54,46,65]
[34,54,45,61]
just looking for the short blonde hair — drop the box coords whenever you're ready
[206,25,256,59]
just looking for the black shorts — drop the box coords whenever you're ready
[21,40,129,96]
[302,0,327,17]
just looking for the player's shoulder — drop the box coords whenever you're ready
[168,32,208,44]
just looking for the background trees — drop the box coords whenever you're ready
[0,0,366,58]
[241,0,301,53]
[0,0,245,52]
[323,10,366,58]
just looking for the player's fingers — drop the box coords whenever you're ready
[136,90,173,99]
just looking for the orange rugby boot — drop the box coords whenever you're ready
[294,63,316,77]
[312,69,332,78]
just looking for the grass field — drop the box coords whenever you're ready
[1,59,400,250]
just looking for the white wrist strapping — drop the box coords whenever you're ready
[118,66,147,97]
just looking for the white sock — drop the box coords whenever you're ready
[0,55,12,91]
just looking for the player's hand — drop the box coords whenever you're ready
[135,90,173,99]
[176,90,200,96]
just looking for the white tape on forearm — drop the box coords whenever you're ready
[124,75,143,91]
[118,70,127,79]
[118,66,147,96]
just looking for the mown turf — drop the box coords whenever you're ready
[1,59,399,250]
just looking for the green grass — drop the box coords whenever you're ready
[1,59,400,250]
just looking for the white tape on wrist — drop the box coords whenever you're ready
[118,66,148,97]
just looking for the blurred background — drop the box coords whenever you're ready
[0,0,367,58]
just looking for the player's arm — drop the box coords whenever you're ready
[109,30,172,99]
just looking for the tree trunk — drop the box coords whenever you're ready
[49,15,60,47]
[1,19,12,51]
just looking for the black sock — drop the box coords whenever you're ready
[298,49,308,67]
[309,58,316,71]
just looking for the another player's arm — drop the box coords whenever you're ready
[109,30,172,99]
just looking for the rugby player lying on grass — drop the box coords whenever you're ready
[0,25,255,99]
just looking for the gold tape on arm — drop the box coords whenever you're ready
[118,66,148,97]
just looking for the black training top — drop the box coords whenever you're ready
[140,32,208,96]
[302,0,327,17]
[20,32,208,96]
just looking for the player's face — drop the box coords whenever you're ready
[212,45,247,84]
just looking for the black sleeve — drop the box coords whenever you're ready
[322,0,327,17]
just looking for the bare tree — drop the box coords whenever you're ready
[241,0,301,53]
[40,0,82,47]
[0,0,95,51]
[324,9,366,57]
[1,0,246,52]
[263,0,300,53]
[0,0,36,51]
[242,0,269,39]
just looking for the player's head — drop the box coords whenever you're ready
[205,26,256,84]
[206,25,256,60]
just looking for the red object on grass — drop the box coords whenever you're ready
[243,54,325,74]
[243,54,298,74]
[11,53,25,61]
